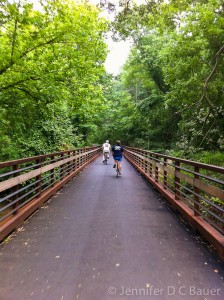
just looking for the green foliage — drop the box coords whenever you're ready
[166,150,224,167]
[1,0,223,163]
[107,0,224,153]
[0,0,108,161]
[91,74,136,145]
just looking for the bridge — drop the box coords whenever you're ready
[0,147,224,299]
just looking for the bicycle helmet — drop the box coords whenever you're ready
[106,140,109,143]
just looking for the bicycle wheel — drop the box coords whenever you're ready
[104,153,108,165]
[103,153,107,164]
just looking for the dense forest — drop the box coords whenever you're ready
[0,0,223,165]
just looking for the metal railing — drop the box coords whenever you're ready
[125,147,224,258]
[0,146,100,241]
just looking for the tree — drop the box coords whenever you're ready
[0,0,108,160]
[105,0,224,152]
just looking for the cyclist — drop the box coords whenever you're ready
[112,140,124,175]
[102,140,111,163]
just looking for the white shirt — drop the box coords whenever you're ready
[102,143,111,152]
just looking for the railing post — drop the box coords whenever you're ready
[141,151,144,170]
[60,153,65,179]
[194,166,200,216]
[72,150,77,171]
[137,149,139,167]
[12,164,19,215]
[67,151,71,174]
[88,147,91,162]
[51,155,55,186]
[164,157,167,189]
[65,152,68,174]
[85,148,88,163]
[144,151,148,174]
[79,149,82,166]
[149,154,152,177]
[84,147,87,163]
[155,155,159,182]
[131,151,133,163]
[142,150,144,171]
[78,149,81,168]
[36,158,42,196]
[175,161,180,200]
[81,148,83,166]
[139,150,142,169]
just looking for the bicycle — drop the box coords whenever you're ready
[103,152,109,165]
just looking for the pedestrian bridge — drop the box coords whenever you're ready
[0,147,224,299]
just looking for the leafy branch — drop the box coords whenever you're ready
[200,44,224,115]
[0,76,42,91]
[10,0,21,65]
[15,87,40,100]
[0,36,60,76]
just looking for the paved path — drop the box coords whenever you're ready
[0,157,223,300]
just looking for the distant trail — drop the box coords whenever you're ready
[0,157,223,300]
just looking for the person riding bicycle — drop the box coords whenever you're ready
[112,140,124,175]
[102,140,111,163]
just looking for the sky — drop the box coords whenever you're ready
[104,38,132,75]
[97,1,134,75]
[88,0,136,75]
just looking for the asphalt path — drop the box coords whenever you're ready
[0,157,223,300]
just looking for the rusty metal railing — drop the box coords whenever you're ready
[0,146,100,241]
[124,146,224,259]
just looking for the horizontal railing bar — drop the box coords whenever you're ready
[200,214,224,235]
[0,190,42,222]
[176,182,224,213]
[177,167,224,185]
[163,185,174,195]
[0,178,41,203]
[176,187,224,224]
[0,186,43,222]
[0,158,90,219]
[0,197,21,213]
[0,154,75,180]
[0,147,98,168]
[127,149,224,185]
[9,185,40,206]
[162,182,223,231]
[125,147,224,173]
[0,149,98,193]
[184,197,224,235]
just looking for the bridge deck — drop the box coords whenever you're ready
[0,157,223,300]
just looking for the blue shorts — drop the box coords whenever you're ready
[114,157,122,162]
